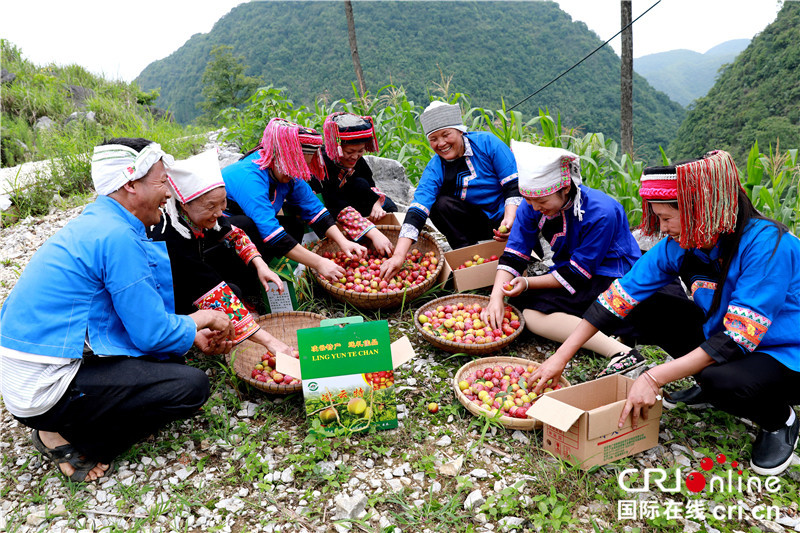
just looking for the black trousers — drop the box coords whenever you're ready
[599,293,800,431]
[15,356,210,463]
[429,195,501,249]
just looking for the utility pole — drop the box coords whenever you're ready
[344,0,367,96]
[621,0,633,156]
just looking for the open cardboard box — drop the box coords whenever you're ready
[276,318,416,432]
[527,375,662,469]
[439,241,507,291]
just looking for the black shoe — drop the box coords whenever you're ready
[661,385,712,410]
[751,414,800,476]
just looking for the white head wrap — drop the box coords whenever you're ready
[511,140,584,221]
[420,101,467,137]
[91,142,173,196]
[162,149,224,239]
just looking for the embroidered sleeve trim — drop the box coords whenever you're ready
[224,226,261,265]
[410,202,430,216]
[553,271,576,295]
[597,279,639,319]
[500,173,519,186]
[570,259,592,279]
[497,264,520,277]
[723,304,771,352]
[504,247,531,261]
[505,196,523,206]
[462,157,477,201]
[309,208,328,224]
[370,187,386,206]
[337,206,374,241]
[690,280,717,298]
[264,227,285,243]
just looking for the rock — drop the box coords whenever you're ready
[66,85,95,107]
[470,468,489,479]
[237,401,258,418]
[334,491,368,520]
[1,68,16,84]
[35,116,55,131]
[438,456,463,477]
[144,105,174,123]
[464,489,485,510]
[363,155,414,206]
[511,431,529,444]
[64,111,97,125]
[215,497,245,513]
[499,517,525,531]
[474,513,488,525]
[435,435,452,447]
[682,519,702,533]
[26,511,47,526]
[318,461,336,476]
[281,466,294,483]
[386,479,403,492]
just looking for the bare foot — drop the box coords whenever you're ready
[38,431,110,481]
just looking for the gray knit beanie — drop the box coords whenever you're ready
[420,101,467,137]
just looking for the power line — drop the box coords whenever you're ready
[508,0,662,112]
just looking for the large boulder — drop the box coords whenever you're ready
[363,155,414,207]
[66,85,95,107]
[34,116,55,131]
[64,111,97,125]
[1,68,16,84]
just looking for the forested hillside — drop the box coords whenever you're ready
[669,2,800,165]
[634,39,749,106]
[135,1,684,161]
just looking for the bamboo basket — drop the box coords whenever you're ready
[226,311,325,394]
[310,225,444,310]
[453,356,571,430]
[414,294,525,355]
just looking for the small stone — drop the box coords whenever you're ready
[281,467,294,483]
[499,517,525,531]
[334,491,368,520]
[511,430,529,444]
[435,435,452,447]
[474,513,488,525]
[387,479,403,492]
[470,468,489,479]
[464,489,485,510]
[438,456,463,477]
[318,461,336,476]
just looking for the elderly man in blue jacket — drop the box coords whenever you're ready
[0,138,233,482]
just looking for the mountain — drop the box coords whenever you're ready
[135,1,685,161]
[669,2,800,166]
[634,39,750,106]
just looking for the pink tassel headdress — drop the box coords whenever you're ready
[323,112,379,165]
[253,118,325,181]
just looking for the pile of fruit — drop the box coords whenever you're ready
[251,348,300,386]
[458,364,562,419]
[418,302,521,344]
[364,370,394,390]
[455,254,499,270]
[321,249,438,294]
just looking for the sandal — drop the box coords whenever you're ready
[31,430,112,482]
[596,348,645,378]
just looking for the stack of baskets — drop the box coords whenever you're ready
[226,311,325,394]
[310,225,444,310]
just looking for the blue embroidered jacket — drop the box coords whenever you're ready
[221,152,335,255]
[404,131,519,231]
[590,219,800,371]
[499,185,641,294]
[0,196,196,359]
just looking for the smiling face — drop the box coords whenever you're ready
[427,128,465,160]
[525,185,570,218]
[133,160,171,226]
[181,187,227,230]
[651,202,682,242]
[339,142,367,169]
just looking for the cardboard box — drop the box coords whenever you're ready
[375,212,404,227]
[528,375,662,469]
[276,317,416,433]
[440,241,507,291]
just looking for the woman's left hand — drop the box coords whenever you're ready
[254,258,284,293]
[618,374,659,428]
[492,217,514,242]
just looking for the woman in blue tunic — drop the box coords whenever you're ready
[531,150,800,476]
[483,141,644,372]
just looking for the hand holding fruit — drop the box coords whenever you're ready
[194,328,234,355]
[317,257,347,282]
[481,297,506,331]
[529,357,566,396]
[492,219,513,242]
[340,240,368,259]
[379,254,404,280]
[502,277,527,297]
[368,229,394,257]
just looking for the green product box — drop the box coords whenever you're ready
[278,317,416,433]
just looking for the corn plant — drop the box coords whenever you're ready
[745,141,799,231]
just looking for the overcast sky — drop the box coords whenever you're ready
[0,0,784,82]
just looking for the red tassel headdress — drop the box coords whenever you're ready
[253,118,325,181]
[640,150,741,248]
[323,112,379,165]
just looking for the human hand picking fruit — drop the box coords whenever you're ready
[502,277,527,297]
[493,220,512,242]
[528,356,567,396]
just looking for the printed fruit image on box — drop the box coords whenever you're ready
[298,318,398,432]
